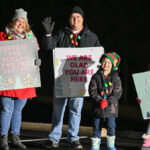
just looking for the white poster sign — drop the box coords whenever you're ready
[0,38,41,91]
[53,47,104,98]
[132,71,150,119]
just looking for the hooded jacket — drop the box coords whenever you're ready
[42,25,100,49]
[88,68,122,118]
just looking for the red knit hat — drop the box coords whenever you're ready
[100,52,121,70]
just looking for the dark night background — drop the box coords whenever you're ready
[0,0,150,131]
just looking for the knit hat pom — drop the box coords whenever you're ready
[100,52,121,70]
[12,8,28,21]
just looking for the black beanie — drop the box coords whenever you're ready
[70,6,84,18]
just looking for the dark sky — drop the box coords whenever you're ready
[1,0,150,62]
[0,0,150,102]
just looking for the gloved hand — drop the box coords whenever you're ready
[42,17,55,34]
[100,99,108,110]
[35,58,41,66]
[136,98,141,104]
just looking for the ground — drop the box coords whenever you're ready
[8,129,143,150]
[9,96,145,150]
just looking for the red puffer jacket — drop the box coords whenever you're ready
[0,32,36,99]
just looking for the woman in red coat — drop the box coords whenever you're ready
[0,8,40,150]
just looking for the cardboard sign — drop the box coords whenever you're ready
[0,38,41,91]
[132,71,150,119]
[53,47,104,98]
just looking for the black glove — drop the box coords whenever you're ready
[35,58,41,66]
[42,17,55,34]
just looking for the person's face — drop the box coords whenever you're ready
[69,13,83,31]
[13,18,27,34]
[101,57,112,72]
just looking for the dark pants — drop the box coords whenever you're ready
[93,117,116,138]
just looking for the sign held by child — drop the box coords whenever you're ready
[132,71,150,119]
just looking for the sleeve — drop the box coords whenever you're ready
[0,32,8,41]
[88,75,103,103]
[107,76,122,104]
[94,34,101,47]
[42,30,63,50]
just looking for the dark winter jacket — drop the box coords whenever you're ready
[88,68,122,118]
[42,25,100,49]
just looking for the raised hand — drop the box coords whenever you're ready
[42,17,55,34]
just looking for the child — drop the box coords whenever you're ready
[141,122,150,150]
[136,64,150,150]
[88,52,122,150]
[136,99,150,149]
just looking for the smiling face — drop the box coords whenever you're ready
[69,13,83,31]
[13,18,27,34]
[101,57,112,73]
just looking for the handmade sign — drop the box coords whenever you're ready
[132,71,150,119]
[53,47,104,98]
[0,38,41,91]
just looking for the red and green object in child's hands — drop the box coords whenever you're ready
[100,97,141,110]
[100,99,108,110]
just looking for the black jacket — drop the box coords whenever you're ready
[88,68,122,118]
[42,25,100,49]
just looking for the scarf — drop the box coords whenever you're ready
[5,27,34,40]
